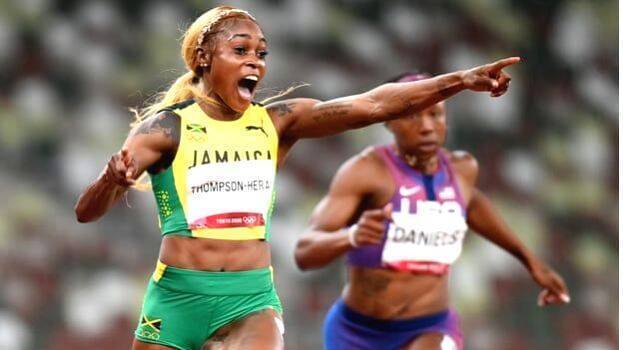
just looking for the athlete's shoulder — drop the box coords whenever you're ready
[332,146,386,181]
[356,145,387,168]
[328,146,389,196]
[159,98,195,113]
[130,109,181,149]
[446,149,479,185]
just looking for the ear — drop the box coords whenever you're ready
[196,47,212,72]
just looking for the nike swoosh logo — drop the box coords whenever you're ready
[399,185,421,197]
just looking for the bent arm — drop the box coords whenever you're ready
[74,169,130,223]
[466,189,539,272]
[295,156,370,270]
[74,111,179,222]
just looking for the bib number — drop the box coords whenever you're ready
[381,200,467,274]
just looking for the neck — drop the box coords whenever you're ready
[196,80,242,121]
[398,148,439,175]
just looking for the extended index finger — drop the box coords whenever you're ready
[489,56,521,71]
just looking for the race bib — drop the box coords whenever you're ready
[185,160,274,229]
[381,200,467,274]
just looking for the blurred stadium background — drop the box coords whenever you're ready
[0,0,618,349]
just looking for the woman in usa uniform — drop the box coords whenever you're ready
[295,74,569,350]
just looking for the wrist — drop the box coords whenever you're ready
[101,171,124,190]
[346,225,358,248]
[524,254,541,274]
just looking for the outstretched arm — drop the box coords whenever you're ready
[74,111,179,223]
[467,189,570,306]
[295,153,391,270]
[268,57,520,140]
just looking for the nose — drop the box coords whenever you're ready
[244,60,265,75]
[245,55,265,70]
[419,115,434,134]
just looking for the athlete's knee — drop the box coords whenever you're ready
[403,333,459,350]
[202,340,225,350]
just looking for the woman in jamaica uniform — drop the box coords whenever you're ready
[295,73,570,350]
[74,6,520,350]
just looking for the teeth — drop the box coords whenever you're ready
[244,75,258,81]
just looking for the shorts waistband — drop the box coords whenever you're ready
[337,299,449,332]
[152,261,274,296]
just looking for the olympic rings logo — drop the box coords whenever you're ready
[243,216,256,224]
[139,330,160,340]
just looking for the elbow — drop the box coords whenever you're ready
[74,204,94,223]
[75,211,90,224]
[76,215,91,224]
[361,92,385,123]
[365,86,401,123]
[294,249,309,271]
[294,242,314,271]
[295,255,313,271]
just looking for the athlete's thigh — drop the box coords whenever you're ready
[402,332,447,350]
[132,338,178,350]
[204,309,283,350]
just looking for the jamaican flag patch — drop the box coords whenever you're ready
[186,123,207,134]
[140,316,162,332]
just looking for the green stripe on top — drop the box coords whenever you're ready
[263,186,277,241]
[150,167,191,236]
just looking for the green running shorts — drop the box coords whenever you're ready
[134,261,283,350]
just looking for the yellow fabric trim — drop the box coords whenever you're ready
[190,226,266,240]
[152,260,167,282]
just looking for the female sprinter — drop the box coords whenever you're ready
[294,73,570,350]
[74,6,520,350]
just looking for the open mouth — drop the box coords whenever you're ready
[417,141,438,150]
[237,75,258,101]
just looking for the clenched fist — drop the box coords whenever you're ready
[348,203,393,247]
[104,149,138,187]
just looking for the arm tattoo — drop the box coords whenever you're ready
[346,120,372,129]
[397,80,455,117]
[133,110,181,174]
[312,101,352,123]
[435,77,460,100]
[267,101,297,117]
[133,110,181,143]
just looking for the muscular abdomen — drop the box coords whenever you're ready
[159,235,271,271]
[343,266,449,320]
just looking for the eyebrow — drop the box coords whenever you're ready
[228,33,267,44]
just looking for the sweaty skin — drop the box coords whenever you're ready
[295,102,569,349]
[74,15,521,350]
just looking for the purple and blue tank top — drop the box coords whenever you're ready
[347,145,469,275]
